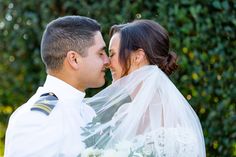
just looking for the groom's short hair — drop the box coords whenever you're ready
[41,15,101,70]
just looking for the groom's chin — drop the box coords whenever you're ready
[91,78,106,88]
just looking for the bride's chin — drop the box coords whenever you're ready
[112,76,116,81]
[111,74,118,82]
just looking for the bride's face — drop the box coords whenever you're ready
[109,33,150,81]
[109,33,123,81]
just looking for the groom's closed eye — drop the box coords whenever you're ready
[97,46,107,56]
[99,51,106,56]
[97,49,107,57]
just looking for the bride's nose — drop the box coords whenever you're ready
[103,55,111,68]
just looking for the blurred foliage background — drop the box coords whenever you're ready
[0,0,235,156]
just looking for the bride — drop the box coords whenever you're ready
[81,20,206,157]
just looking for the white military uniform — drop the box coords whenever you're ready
[4,75,96,157]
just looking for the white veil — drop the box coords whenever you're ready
[82,65,205,157]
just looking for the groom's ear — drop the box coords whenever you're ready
[66,51,81,70]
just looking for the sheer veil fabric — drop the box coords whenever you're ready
[83,65,205,157]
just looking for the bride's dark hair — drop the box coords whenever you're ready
[110,20,178,76]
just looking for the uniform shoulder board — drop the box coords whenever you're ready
[31,92,58,116]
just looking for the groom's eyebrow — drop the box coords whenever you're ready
[97,46,106,53]
[102,46,106,51]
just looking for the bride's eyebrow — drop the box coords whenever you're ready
[109,49,115,54]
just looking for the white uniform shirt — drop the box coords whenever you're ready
[4,75,96,157]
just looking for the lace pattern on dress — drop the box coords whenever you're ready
[131,128,199,157]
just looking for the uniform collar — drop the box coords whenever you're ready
[42,75,85,102]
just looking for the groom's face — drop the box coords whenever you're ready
[78,31,109,88]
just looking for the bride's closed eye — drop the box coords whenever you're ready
[109,52,115,58]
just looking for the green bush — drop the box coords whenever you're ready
[0,0,235,156]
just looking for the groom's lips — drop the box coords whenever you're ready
[102,68,108,73]
[101,68,107,73]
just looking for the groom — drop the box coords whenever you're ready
[4,15,109,156]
